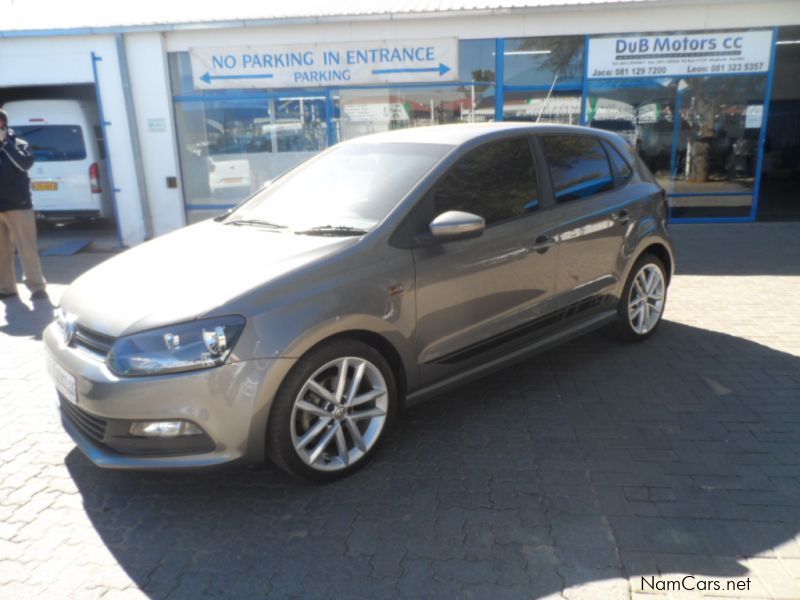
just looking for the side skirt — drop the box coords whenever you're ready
[404,309,618,407]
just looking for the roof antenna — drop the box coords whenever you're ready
[536,73,560,123]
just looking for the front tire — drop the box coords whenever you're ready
[605,254,668,342]
[266,338,397,482]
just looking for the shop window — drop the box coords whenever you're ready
[459,39,497,83]
[173,95,329,219]
[335,85,493,143]
[504,37,584,88]
[588,73,768,218]
[169,53,194,96]
[669,75,766,217]
[540,135,614,202]
[586,78,680,187]
[429,138,539,224]
[503,90,582,125]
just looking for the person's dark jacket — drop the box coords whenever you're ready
[0,129,35,212]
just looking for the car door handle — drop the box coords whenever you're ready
[532,235,556,254]
[611,209,630,225]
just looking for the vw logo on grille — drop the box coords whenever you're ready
[63,315,78,347]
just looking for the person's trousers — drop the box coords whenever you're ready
[0,209,47,295]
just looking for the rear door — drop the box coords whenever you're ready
[14,124,94,213]
[536,134,635,308]
[411,136,561,385]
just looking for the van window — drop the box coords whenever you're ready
[12,125,87,162]
[540,135,613,202]
[430,137,539,225]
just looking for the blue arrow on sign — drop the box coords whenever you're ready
[200,72,275,84]
[372,63,451,76]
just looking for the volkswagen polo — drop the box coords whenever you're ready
[45,123,674,482]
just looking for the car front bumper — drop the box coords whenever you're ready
[43,322,296,469]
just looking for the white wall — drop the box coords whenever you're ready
[125,32,185,236]
[0,35,147,246]
[165,1,800,51]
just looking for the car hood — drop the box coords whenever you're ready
[59,219,358,338]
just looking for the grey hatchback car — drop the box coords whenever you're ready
[46,123,674,481]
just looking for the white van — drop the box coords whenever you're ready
[3,99,112,220]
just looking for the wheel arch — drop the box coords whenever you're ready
[639,242,674,284]
[291,329,408,407]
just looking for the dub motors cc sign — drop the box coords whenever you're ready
[587,30,773,79]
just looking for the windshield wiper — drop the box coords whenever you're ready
[225,218,287,230]
[294,225,369,237]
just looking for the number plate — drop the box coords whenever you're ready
[47,354,77,404]
[222,177,244,185]
[32,181,58,191]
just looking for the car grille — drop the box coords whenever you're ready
[73,324,115,359]
[60,395,107,444]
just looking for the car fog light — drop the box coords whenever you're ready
[128,420,204,437]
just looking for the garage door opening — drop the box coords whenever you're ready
[0,84,119,253]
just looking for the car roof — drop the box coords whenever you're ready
[344,122,619,147]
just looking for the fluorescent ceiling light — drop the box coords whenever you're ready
[504,50,552,56]
[777,40,800,45]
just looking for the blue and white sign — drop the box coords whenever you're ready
[588,30,773,79]
[190,39,459,89]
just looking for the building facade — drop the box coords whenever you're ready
[2,0,799,246]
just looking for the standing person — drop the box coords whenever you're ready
[0,108,47,301]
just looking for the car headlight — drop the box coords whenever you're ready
[107,316,246,376]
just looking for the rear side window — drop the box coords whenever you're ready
[603,140,633,182]
[430,137,539,225]
[11,125,87,162]
[540,135,613,202]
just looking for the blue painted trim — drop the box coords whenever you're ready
[667,192,753,198]
[173,80,490,102]
[504,84,583,93]
[580,35,590,125]
[668,85,684,189]
[587,70,771,83]
[670,216,752,224]
[751,27,779,222]
[330,81,491,91]
[495,38,505,121]
[173,91,329,103]
[91,52,125,249]
[325,88,337,147]
[185,204,238,210]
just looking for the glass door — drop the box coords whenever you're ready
[669,76,767,218]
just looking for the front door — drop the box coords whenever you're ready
[412,136,560,385]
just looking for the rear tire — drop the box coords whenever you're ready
[266,338,397,483]
[604,254,668,342]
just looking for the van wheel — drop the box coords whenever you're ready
[604,254,668,342]
[266,339,397,482]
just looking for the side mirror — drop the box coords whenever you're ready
[425,210,485,243]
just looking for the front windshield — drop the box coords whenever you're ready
[227,141,451,232]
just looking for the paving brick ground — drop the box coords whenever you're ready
[1,222,800,599]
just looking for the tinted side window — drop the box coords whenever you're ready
[603,140,633,182]
[431,138,539,225]
[540,135,613,202]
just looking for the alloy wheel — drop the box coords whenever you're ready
[290,356,388,471]
[627,263,666,335]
